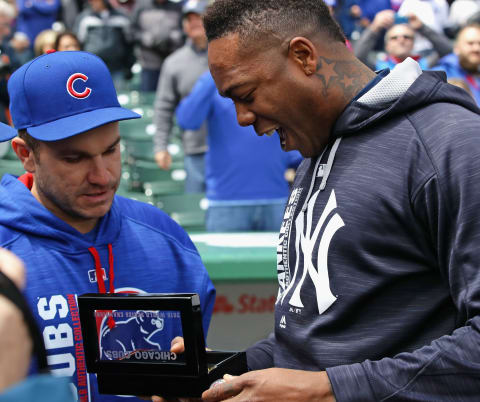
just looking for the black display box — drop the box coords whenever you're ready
[78,293,247,398]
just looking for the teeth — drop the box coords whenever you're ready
[264,128,278,136]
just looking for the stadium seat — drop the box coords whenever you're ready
[0,141,17,160]
[0,159,25,179]
[170,210,206,232]
[143,180,185,197]
[154,192,206,214]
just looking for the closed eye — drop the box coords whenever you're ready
[63,155,83,164]
[238,91,254,103]
[103,145,117,155]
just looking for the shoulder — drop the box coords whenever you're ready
[113,196,197,251]
[0,226,22,248]
[163,46,188,66]
[406,101,480,175]
[0,177,23,246]
[114,195,173,227]
[434,53,459,70]
[410,99,479,136]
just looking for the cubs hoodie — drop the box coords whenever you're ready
[0,173,216,401]
[247,58,480,401]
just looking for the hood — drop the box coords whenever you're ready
[0,174,122,252]
[333,57,479,138]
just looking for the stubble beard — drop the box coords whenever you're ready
[34,172,119,222]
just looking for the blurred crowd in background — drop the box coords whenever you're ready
[0,0,478,112]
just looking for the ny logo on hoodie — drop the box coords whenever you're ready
[277,189,344,315]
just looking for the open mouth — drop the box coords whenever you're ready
[261,127,286,149]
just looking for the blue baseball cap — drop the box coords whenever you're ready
[182,0,207,16]
[0,50,140,142]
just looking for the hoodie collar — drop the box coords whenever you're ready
[0,174,122,251]
[356,57,422,106]
[302,57,478,208]
[332,58,448,137]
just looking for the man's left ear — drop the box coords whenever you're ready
[288,37,317,76]
[11,138,36,173]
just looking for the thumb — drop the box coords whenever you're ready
[170,336,185,354]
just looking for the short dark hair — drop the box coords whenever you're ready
[18,129,41,155]
[204,0,345,48]
[54,31,81,51]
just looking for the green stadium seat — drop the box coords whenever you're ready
[0,159,25,179]
[0,141,18,160]
[155,193,207,231]
[143,180,185,197]
[131,159,184,182]
[154,192,206,214]
[123,137,156,162]
[167,143,184,163]
[117,90,156,109]
[119,118,155,140]
[123,159,185,192]
[116,188,155,205]
[170,210,206,232]
[0,142,9,159]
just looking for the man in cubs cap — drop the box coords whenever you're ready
[0,50,216,402]
[0,50,142,228]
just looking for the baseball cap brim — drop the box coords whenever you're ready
[0,123,18,142]
[26,106,140,141]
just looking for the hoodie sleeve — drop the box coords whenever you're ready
[326,105,480,401]
[175,71,217,130]
[246,332,276,371]
[153,56,179,153]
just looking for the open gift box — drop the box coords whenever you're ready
[78,293,247,398]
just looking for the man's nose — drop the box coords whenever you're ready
[88,156,110,186]
[235,102,256,127]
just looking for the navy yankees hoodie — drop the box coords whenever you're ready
[248,58,480,401]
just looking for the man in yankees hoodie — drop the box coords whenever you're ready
[199,0,480,401]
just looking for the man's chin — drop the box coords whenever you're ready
[76,201,114,220]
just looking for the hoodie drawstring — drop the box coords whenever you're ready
[301,152,324,213]
[320,137,341,191]
[301,137,342,213]
[88,244,116,329]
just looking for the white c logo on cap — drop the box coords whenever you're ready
[66,73,92,99]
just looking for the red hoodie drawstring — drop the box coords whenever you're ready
[18,172,34,189]
[88,244,116,329]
